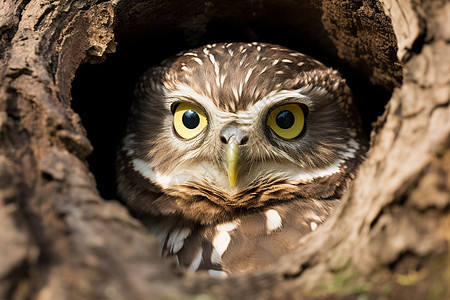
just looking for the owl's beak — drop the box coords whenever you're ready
[225,136,240,186]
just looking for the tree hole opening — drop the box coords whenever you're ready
[71,1,401,205]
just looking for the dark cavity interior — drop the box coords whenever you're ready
[71,1,400,200]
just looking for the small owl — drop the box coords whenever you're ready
[116,42,366,277]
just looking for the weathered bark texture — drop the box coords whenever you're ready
[0,0,448,299]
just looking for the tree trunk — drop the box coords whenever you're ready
[0,0,448,299]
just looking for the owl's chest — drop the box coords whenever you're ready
[146,199,339,276]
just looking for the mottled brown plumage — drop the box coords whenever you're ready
[116,42,367,276]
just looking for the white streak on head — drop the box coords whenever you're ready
[310,222,318,231]
[275,71,284,75]
[265,209,282,233]
[208,270,228,278]
[249,85,260,100]
[244,67,254,84]
[183,52,197,56]
[228,99,236,112]
[205,81,212,95]
[232,86,239,101]
[215,76,220,88]
[281,59,293,63]
[228,48,234,56]
[188,248,203,271]
[238,82,244,98]
[259,66,267,75]
[257,45,261,52]
[203,48,209,55]
[208,54,220,76]
[272,59,280,65]
[181,66,188,71]
[297,62,305,67]
[220,74,226,86]
[192,57,203,65]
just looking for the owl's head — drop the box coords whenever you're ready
[117,43,366,224]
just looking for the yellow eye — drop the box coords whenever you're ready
[266,104,305,139]
[173,103,208,139]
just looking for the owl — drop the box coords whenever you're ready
[116,42,366,277]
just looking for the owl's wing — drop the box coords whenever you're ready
[162,199,339,276]
[220,199,339,274]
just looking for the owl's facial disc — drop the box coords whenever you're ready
[165,97,313,191]
[118,42,367,223]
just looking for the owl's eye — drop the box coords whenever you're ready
[173,102,208,139]
[266,104,305,139]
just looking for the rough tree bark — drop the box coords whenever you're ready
[0,1,449,299]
